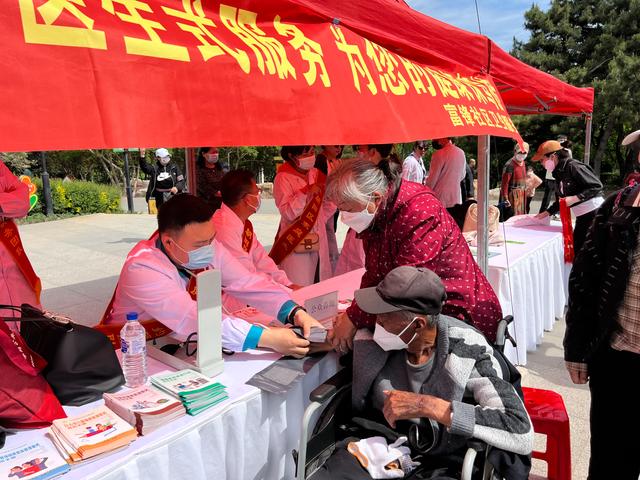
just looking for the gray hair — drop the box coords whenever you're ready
[325,158,390,206]
[379,310,437,328]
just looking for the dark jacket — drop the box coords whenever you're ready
[547,157,602,215]
[564,184,640,364]
[140,158,185,202]
[461,162,474,200]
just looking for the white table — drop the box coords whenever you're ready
[3,272,368,480]
[484,223,569,365]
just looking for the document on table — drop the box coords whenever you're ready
[245,355,324,395]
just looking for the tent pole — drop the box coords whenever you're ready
[477,135,490,275]
[584,114,593,165]
[123,149,134,213]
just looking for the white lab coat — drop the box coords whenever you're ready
[273,163,336,286]
[334,228,366,276]
[402,153,426,184]
[0,161,40,327]
[425,142,467,208]
[107,236,293,352]
[212,203,292,312]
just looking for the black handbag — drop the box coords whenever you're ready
[1,304,124,406]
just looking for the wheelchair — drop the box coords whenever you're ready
[293,316,519,480]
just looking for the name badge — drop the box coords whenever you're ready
[304,290,338,321]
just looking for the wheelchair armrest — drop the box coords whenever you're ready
[309,367,352,403]
[466,439,488,453]
[461,440,489,480]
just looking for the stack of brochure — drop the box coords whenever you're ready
[150,369,228,415]
[0,439,70,480]
[104,385,186,435]
[48,406,137,463]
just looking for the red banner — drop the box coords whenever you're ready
[0,1,521,151]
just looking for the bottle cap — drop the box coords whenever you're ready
[126,312,138,321]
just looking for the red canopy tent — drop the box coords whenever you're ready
[0,0,525,152]
[297,0,594,117]
[0,0,594,272]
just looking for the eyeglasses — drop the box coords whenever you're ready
[185,332,198,357]
[417,146,425,150]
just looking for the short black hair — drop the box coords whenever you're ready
[556,148,571,160]
[280,146,309,162]
[367,144,394,158]
[157,194,214,233]
[221,169,255,207]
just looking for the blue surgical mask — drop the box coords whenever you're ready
[173,239,215,270]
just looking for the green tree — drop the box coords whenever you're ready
[512,0,640,184]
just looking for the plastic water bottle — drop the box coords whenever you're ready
[120,312,147,388]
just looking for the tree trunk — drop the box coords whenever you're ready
[592,117,615,177]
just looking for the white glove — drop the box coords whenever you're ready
[347,436,420,479]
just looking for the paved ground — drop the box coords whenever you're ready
[19,196,588,479]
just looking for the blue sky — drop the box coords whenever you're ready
[407,0,551,51]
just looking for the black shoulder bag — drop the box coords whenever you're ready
[1,304,124,406]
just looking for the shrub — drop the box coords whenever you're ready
[31,179,122,215]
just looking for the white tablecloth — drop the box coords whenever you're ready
[3,272,371,480]
[484,223,569,365]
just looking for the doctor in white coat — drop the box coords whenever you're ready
[105,194,322,356]
[212,169,300,312]
[273,145,336,286]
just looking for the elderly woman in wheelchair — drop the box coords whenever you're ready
[303,266,532,480]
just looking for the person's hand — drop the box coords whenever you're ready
[383,391,451,428]
[259,327,309,358]
[382,391,427,428]
[170,187,178,194]
[535,211,550,219]
[328,312,357,354]
[308,340,334,355]
[288,283,303,291]
[293,309,325,338]
[566,364,589,384]
[503,200,511,207]
[565,195,580,206]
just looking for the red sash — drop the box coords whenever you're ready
[242,220,254,253]
[0,219,41,303]
[95,230,201,349]
[559,198,575,263]
[269,165,326,265]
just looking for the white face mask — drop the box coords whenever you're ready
[245,193,261,213]
[297,154,316,171]
[515,153,527,162]
[340,201,378,233]
[543,158,555,172]
[158,156,171,166]
[373,318,417,351]
[205,153,219,164]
